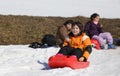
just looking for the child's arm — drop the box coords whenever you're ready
[59,26,69,41]
[82,45,92,61]
[84,22,91,36]
[79,35,92,61]
[62,40,69,47]
[99,23,104,33]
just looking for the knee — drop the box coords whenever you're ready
[75,48,83,52]
[61,45,70,49]
[105,32,111,36]
[73,48,83,58]
[92,35,98,39]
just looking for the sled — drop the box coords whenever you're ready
[91,39,101,50]
[48,54,90,69]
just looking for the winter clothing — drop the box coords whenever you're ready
[92,32,113,46]
[84,21,103,38]
[84,21,114,48]
[58,45,85,61]
[100,45,105,49]
[58,33,92,61]
[56,25,71,47]
[29,42,42,49]
[42,34,57,46]
[108,43,116,49]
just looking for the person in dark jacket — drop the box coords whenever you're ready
[56,20,74,47]
[84,13,116,49]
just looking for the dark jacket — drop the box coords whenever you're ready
[84,21,103,38]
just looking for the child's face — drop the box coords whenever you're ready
[93,16,100,22]
[66,23,72,31]
[72,25,80,36]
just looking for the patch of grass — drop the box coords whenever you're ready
[0,15,120,45]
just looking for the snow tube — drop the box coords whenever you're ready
[91,39,101,50]
[48,54,90,69]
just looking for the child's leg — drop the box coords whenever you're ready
[57,45,73,55]
[99,32,113,44]
[92,35,105,46]
[71,48,83,60]
[99,32,116,49]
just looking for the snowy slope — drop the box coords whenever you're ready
[0,45,120,76]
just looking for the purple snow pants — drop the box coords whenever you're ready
[92,32,113,46]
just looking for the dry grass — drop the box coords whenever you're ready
[0,15,120,45]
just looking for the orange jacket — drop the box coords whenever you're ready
[63,33,92,59]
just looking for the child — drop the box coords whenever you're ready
[84,13,116,49]
[56,20,73,47]
[57,21,92,62]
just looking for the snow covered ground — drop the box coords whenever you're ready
[0,45,120,76]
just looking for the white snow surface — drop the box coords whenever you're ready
[0,45,120,76]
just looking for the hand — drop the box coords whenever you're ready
[79,57,84,62]
[65,36,70,42]
[100,24,103,28]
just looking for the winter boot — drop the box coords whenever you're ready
[100,45,105,49]
[108,43,116,49]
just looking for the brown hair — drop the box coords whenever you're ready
[63,20,74,26]
[90,13,99,21]
[69,21,83,36]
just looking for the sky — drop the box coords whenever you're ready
[0,0,120,18]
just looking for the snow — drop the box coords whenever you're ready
[0,45,120,76]
[0,0,120,18]
[0,0,120,76]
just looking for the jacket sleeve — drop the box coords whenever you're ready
[62,40,69,47]
[59,26,68,41]
[97,23,103,33]
[82,35,92,59]
[84,22,91,37]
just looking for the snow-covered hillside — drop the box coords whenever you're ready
[0,45,120,76]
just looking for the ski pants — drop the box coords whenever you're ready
[92,32,113,46]
[57,45,84,60]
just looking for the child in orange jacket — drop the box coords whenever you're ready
[57,21,92,62]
